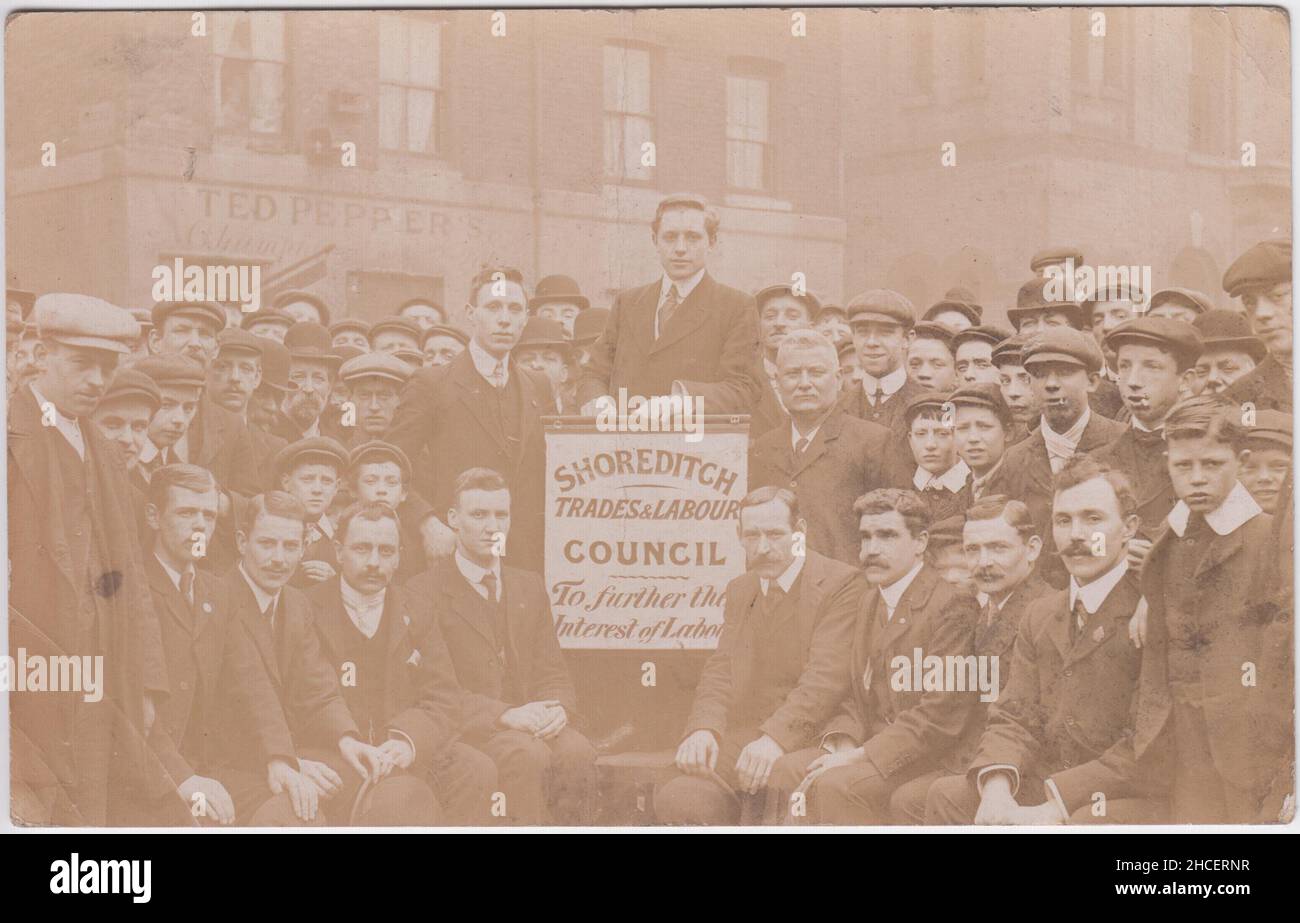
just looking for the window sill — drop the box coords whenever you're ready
[723,192,792,212]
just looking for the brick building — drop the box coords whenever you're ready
[6,9,847,319]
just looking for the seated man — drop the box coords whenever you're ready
[655,487,865,825]
[768,489,978,824]
[925,457,1163,825]
[405,468,596,825]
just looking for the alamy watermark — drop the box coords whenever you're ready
[593,387,705,444]
[151,257,262,313]
[1,648,104,702]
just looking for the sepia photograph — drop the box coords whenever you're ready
[1,3,1294,856]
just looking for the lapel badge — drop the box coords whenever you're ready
[1092,625,1105,643]
[407,649,422,667]
[202,602,212,613]
[403,614,411,627]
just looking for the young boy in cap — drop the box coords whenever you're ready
[991,335,1040,442]
[906,321,958,393]
[348,440,439,582]
[1238,409,1291,514]
[813,303,852,350]
[899,391,970,525]
[950,383,1017,503]
[9,293,165,825]
[134,355,207,477]
[338,351,412,440]
[1222,239,1292,413]
[273,436,350,587]
[1125,395,1289,823]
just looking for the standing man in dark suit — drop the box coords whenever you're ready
[404,468,596,825]
[655,487,864,824]
[925,457,1162,824]
[386,266,552,571]
[9,294,165,825]
[577,192,763,415]
[1000,327,1126,586]
[750,283,819,440]
[1222,239,1292,413]
[768,489,978,825]
[748,329,890,566]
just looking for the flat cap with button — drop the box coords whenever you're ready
[33,293,140,354]
[1022,326,1104,374]
[1150,287,1216,317]
[217,326,266,357]
[421,323,470,348]
[846,289,916,329]
[272,436,350,483]
[953,323,1013,351]
[244,309,295,333]
[903,389,952,426]
[1222,239,1291,297]
[991,333,1029,368]
[151,299,225,333]
[348,440,413,482]
[101,368,163,411]
[1029,246,1085,274]
[1104,316,1203,366]
[339,351,413,386]
[134,354,207,388]
[1192,309,1269,363]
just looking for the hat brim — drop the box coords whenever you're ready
[1007,305,1084,329]
[1202,336,1270,364]
[529,295,591,311]
[48,334,132,354]
[287,349,342,366]
[1023,350,1091,371]
[849,312,911,328]
[924,302,982,324]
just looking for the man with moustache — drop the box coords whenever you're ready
[1191,310,1267,397]
[90,369,162,488]
[386,266,552,571]
[513,317,579,415]
[271,322,349,445]
[991,335,1039,444]
[748,329,890,567]
[655,488,864,825]
[1222,239,1292,413]
[577,193,762,416]
[148,300,260,497]
[925,457,1161,824]
[750,283,818,439]
[999,327,1125,586]
[9,294,165,825]
[889,497,1048,822]
[767,489,978,825]
[208,327,286,475]
[246,336,295,436]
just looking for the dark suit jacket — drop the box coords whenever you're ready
[683,551,866,751]
[1092,426,1177,537]
[193,391,262,497]
[1127,511,1290,817]
[385,351,551,570]
[1225,353,1292,414]
[306,578,464,767]
[835,376,926,485]
[971,573,1144,813]
[247,420,288,487]
[1090,376,1125,420]
[224,571,358,755]
[749,374,789,442]
[576,272,763,414]
[405,556,578,740]
[7,386,165,813]
[145,556,294,790]
[823,564,978,779]
[748,410,891,566]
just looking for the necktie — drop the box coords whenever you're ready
[866,385,880,407]
[1071,598,1089,641]
[179,570,195,609]
[982,600,996,627]
[306,523,323,545]
[656,286,681,337]
[491,361,506,390]
[481,571,498,603]
[263,595,278,634]
[764,584,786,617]
[794,435,811,456]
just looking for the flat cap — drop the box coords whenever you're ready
[1022,326,1104,373]
[1223,239,1291,297]
[1008,277,1085,330]
[134,354,207,389]
[755,283,821,317]
[911,320,956,347]
[128,306,154,332]
[1029,246,1084,274]
[244,309,295,333]
[368,315,422,344]
[991,334,1029,368]
[846,289,916,328]
[1244,409,1292,450]
[334,345,366,365]
[928,514,966,548]
[530,274,590,312]
[1104,317,1203,363]
[923,286,983,327]
[421,323,470,348]
[1082,276,1146,311]
[284,322,341,365]
[903,389,952,426]
[339,351,413,386]
[101,368,162,411]
[330,317,372,338]
[1150,287,1215,317]
[272,290,331,325]
[572,308,610,345]
[948,382,1014,424]
[953,323,1013,351]
[393,348,425,370]
[272,436,349,481]
[1192,309,1269,363]
[151,300,225,333]
[814,303,848,321]
[34,293,140,354]
[349,440,413,481]
[516,316,572,351]
[217,326,265,357]
[255,337,295,392]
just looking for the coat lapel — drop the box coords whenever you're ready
[8,388,78,590]
[791,413,839,478]
[440,558,499,649]
[450,353,510,455]
[650,274,713,354]
[231,575,282,687]
[1193,526,1246,582]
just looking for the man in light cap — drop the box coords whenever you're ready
[9,293,167,825]
[339,351,412,440]
[999,326,1126,586]
[244,308,294,343]
[397,297,447,332]
[1222,239,1292,413]
[369,316,423,356]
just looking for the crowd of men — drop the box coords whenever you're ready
[5,190,1295,826]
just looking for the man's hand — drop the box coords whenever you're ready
[800,745,863,786]
[298,758,344,799]
[974,773,1018,825]
[675,730,720,776]
[1125,537,1153,572]
[377,738,415,776]
[298,560,336,583]
[580,395,615,417]
[735,734,785,795]
[267,758,318,822]
[498,700,560,734]
[420,516,457,561]
[177,774,235,825]
[338,735,386,784]
[1128,597,1149,649]
[534,704,568,741]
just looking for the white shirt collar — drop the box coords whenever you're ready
[878,559,925,619]
[29,383,86,460]
[138,438,162,465]
[660,268,705,304]
[759,554,804,596]
[791,419,824,452]
[1068,557,1129,615]
[1167,481,1263,538]
[1130,415,1162,434]
[238,563,280,617]
[468,337,510,387]
[861,365,907,400]
[340,576,386,640]
[912,458,971,493]
[455,549,502,601]
[153,551,195,594]
[1044,403,1091,444]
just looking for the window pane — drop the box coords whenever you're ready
[218,58,251,130]
[379,85,404,149]
[409,23,440,88]
[380,17,408,83]
[407,89,437,153]
[623,115,653,180]
[604,45,650,114]
[727,76,768,142]
[728,140,763,190]
[248,61,285,134]
[249,11,285,61]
